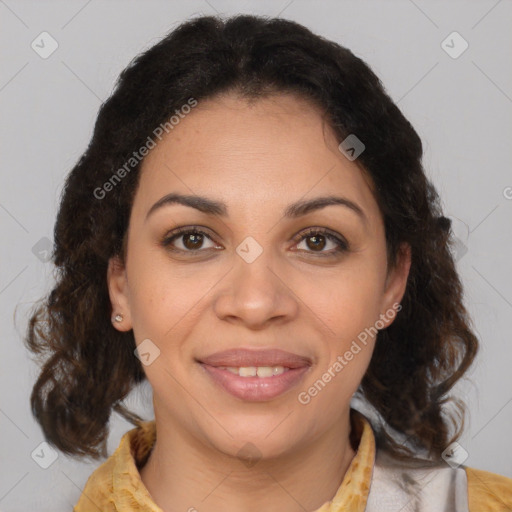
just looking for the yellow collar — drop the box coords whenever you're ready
[77,409,376,511]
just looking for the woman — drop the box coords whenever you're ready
[24,14,512,512]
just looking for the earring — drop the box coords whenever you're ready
[112,313,124,323]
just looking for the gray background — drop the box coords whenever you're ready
[1,0,511,510]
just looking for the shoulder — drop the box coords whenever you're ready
[73,420,156,511]
[465,466,512,511]
[73,454,117,511]
[368,445,512,512]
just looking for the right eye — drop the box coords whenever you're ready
[160,226,221,253]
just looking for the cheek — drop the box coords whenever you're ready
[297,283,378,413]
[296,258,385,338]
[292,255,384,398]
[126,244,207,333]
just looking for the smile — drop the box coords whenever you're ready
[217,366,289,377]
[199,363,310,401]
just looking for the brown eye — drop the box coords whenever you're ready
[161,227,218,253]
[303,234,327,251]
[182,232,206,250]
[293,228,349,256]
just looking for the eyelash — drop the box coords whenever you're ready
[160,225,349,258]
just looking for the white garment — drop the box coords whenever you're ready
[366,449,469,511]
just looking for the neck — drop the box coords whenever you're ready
[140,409,358,512]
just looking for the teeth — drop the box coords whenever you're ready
[218,366,289,377]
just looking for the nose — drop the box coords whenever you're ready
[212,245,299,330]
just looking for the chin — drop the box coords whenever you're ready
[201,419,299,462]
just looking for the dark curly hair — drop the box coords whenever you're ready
[23,14,478,461]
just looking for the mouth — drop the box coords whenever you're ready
[196,348,312,402]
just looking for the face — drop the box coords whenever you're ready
[107,92,410,460]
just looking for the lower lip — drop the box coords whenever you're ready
[199,363,310,401]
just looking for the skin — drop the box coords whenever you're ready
[107,92,411,512]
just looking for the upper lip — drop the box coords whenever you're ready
[198,348,312,369]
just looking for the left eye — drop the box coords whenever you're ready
[292,228,349,256]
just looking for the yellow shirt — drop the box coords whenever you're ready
[73,411,512,511]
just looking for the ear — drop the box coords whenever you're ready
[107,255,133,332]
[378,242,411,329]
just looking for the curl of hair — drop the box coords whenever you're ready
[24,14,478,460]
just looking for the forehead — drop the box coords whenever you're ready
[133,92,380,223]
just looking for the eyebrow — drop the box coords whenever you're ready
[145,192,367,225]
